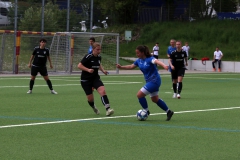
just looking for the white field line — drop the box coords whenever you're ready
[1,106,240,129]
[0,82,142,88]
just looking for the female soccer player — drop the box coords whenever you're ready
[78,42,114,116]
[116,45,174,121]
[168,41,188,99]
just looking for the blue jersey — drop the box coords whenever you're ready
[167,46,176,56]
[167,46,176,72]
[88,46,93,54]
[134,57,161,85]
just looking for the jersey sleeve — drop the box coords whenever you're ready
[133,59,139,67]
[81,54,91,65]
[32,47,37,55]
[150,57,156,64]
[169,52,174,59]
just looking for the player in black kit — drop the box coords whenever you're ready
[27,38,57,94]
[168,41,188,99]
[78,42,114,116]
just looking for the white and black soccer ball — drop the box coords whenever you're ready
[136,109,148,121]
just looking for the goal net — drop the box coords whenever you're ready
[49,32,120,74]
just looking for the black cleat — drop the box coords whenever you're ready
[147,110,150,115]
[166,110,174,121]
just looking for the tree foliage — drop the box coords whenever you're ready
[94,0,148,24]
[190,0,237,19]
[10,0,81,32]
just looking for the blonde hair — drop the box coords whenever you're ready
[92,42,101,49]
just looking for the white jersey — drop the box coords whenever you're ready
[152,46,159,56]
[214,50,223,59]
[182,46,190,57]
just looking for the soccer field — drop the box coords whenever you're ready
[0,73,240,160]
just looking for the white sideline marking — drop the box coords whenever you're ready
[0,82,141,88]
[1,106,240,129]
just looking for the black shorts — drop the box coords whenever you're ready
[171,68,185,79]
[153,55,158,59]
[81,78,104,95]
[31,66,48,76]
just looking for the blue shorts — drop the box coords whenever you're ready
[141,82,160,97]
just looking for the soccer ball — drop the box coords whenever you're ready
[136,109,148,121]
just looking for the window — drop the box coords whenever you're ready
[0,7,8,16]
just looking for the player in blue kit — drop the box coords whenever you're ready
[167,39,176,89]
[116,45,174,121]
[88,37,95,54]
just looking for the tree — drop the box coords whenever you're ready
[94,0,148,24]
[18,2,81,32]
[214,0,237,12]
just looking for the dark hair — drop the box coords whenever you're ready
[156,42,159,44]
[39,38,47,43]
[136,45,151,57]
[89,37,95,42]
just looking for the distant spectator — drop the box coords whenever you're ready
[88,37,95,54]
[182,42,190,58]
[152,42,159,59]
[212,47,223,72]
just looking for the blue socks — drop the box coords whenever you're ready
[138,97,148,110]
[139,97,169,112]
[156,99,169,112]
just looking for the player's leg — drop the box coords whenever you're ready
[137,88,150,115]
[177,68,185,99]
[40,67,57,94]
[171,70,178,98]
[151,95,174,121]
[81,80,100,115]
[212,59,217,71]
[27,66,38,93]
[95,79,114,116]
[218,60,221,72]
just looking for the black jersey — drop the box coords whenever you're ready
[32,46,49,67]
[80,54,101,80]
[170,50,187,69]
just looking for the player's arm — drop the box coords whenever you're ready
[168,58,175,70]
[154,59,168,70]
[185,57,188,66]
[99,64,108,75]
[184,52,188,66]
[28,55,34,68]
[78,63,94,73]
[116,64,137,69]
[47,56,53,68]
[212,53,216,61]
[220,53,223,60]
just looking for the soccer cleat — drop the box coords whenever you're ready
[93,107,100,115]
[213,68,216,71]
[27,90,32,94]
[177,94,181,99]
[51,90,58,94]
[218,68,221,72]
[166,110,174,121]
[106,108,114,116]
[173,93,177,98]
[147,110,150,115]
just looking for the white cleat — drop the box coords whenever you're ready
[173,93,177,98]
[106,108,114,116]
[93,107,100,115]
[177,94,181,99]
[51,90,58,94]
[27,90,32,94]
